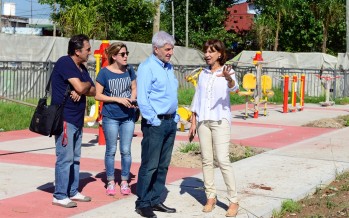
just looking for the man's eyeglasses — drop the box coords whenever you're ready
[118,52,129,57]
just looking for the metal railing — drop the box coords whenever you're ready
[1,61,348,102]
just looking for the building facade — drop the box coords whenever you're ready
[226,1,255,33]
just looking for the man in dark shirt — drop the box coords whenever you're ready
[51,34,96,208]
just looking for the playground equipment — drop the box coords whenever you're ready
[261,74,275,115]
[177,67,202,132]
[233,51,277,118]
[238,73,256,118]
[316,74,340,106]
[237,72,275,118]
[84,40,110,145]
[282,74,305,112]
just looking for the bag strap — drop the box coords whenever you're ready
[45,72,70,103]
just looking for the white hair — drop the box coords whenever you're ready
[152,31,176,49]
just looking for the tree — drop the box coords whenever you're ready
[161,0,239,49]
[251,14,274,51]
[57,3,105,38]
[39,0,155,42]
[254,0,293,51]
[309,0,345,53]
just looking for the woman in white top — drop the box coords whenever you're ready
[189,39,239,217]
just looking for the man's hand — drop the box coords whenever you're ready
[70,90,81,102]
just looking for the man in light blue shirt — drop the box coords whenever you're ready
[135,31,179,218]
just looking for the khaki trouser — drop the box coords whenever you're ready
[197,119,238,203]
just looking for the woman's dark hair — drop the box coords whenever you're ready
[67,34,90,56]
[203,39,227,65]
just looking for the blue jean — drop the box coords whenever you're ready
[103,116,135,182]
[135,118,177,209]
[53,122,82,200]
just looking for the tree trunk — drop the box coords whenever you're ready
[274,12,281,51]
[322,21,329,53]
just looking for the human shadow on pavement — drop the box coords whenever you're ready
[37,172,95,193]
[179,177,227,210]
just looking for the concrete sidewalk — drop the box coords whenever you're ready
[0,103,349,218]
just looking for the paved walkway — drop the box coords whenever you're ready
[0,103,348,217]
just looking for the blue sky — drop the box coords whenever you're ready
[3,0,51,18]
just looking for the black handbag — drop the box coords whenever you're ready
[29,73,70,137]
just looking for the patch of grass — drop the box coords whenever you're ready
[281,199,302,213]
[179,142,200,153]
[0,101,35,131]
[272,199,302,217]
[178,88,195,105]
[325,198,337,209]
[337,115,349,127]
[229,146,256,162]
[335,97,349,105]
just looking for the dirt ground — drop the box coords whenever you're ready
[170,143,267,169]
[169,116,349,217]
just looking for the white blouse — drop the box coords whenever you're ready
[191,66,238,123]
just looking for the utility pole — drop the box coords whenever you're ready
[171,0,175,38]
[347,0,349,52]
[53,1,56,37]
[185,0,188,47]
[153,0,160,35]
[30,0,33,22]
[0,0,2,33]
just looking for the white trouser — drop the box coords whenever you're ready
[197,119,238,203]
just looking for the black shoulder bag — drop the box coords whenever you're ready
[29,73,70,137]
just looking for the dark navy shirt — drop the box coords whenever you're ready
[51,55,94,128]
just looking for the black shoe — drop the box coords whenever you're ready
[135,207,157,218]
[152,203,176,213]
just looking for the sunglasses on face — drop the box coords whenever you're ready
[117,52,129,57]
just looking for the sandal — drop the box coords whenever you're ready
[202,198,216,212]
[225,202,239,217]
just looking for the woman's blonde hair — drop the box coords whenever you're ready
[105,42,128,65]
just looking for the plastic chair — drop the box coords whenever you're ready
[261,75,274,116]
[238,73,256,118]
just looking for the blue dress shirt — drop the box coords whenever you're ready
[137,54,179,126]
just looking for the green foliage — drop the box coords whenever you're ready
[179,142,200,153]
[0,102,35,131]
[178,88,195,105]
[281,199,302,213]
[253,0,345,53]
[335,97,349,105]
[272,199,302,217]
[337,115,349,127]
[40,0,155,41]
[58,3,105,38]
[229,146,256,163]
[161,0,239,49]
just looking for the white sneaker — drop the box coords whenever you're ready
[70,192,92,202]
[52,197,77,208]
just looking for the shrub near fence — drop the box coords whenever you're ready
[0,61,348,101]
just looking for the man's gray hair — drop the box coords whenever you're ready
[152,31,176,48]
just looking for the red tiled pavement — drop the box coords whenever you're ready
[0,147,201,217]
